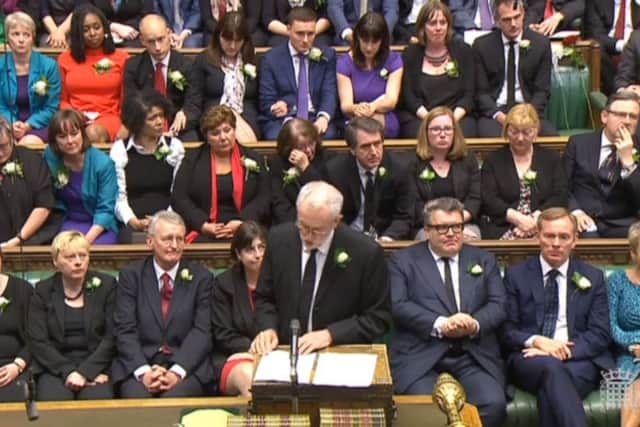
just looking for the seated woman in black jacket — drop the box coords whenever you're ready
[28,231,116,400]
[211,221,266,396]
[480,103,568,239]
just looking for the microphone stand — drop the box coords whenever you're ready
[290,319,300,415]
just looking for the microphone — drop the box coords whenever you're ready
[289,318,301,414]
[23,369,38,421]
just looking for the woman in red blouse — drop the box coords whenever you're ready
[57,4,129,142]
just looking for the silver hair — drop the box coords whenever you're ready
[423,197,465,226]
[296,181,343,218]
[5,11,36,37]
[148,210,186,236]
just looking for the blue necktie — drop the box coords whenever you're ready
[296,54,309,119]
[541,269,559,338]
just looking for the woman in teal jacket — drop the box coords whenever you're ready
[44,109,118,245]
[0,12,61,143]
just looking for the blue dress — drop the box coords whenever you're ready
[608,269,640,376]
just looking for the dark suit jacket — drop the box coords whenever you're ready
[526,0,584,28]
[268,149,333,225]
[563,130,640,225]
[254,223,392,345]
[182,52,259,134]
[501,256,614,371]
[200,0,262,37]
[449,0,481,32]
[112,257,213,383]
[410,153,481,233]
[615,29,640,90]
[90,0,152,28]
[154,0,201,32]
[327,0,398,38]
[123,50,192,121]
[258,43,338,128]
[585,0,640,54]
[28,271,116,380]
[325,151,413,240]
[480,145,568,238]
[171,144,271,233]
[389,243,507,393]
[210,267,256,379]
[473,28,551,117]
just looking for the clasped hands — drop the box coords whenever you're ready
[64,371,109,392]
[141,365,181,394]
[249,328,332,355]
[202,220,242,239]
[269,101,329,134]
[523,336,574,360]
[441,313,479,338]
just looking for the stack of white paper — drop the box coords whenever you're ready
[253,350,316,383]
[312,353,378,387]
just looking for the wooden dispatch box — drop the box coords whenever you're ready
[250,344,394,427]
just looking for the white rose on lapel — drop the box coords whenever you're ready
[308,47,325,62]
[572,272,591,291]
[180,268,193,281]
[519,39,531,50]
[0,296,11,312]
[86,276,102,292]
[242,63,257,79]
[334,249,351,268]
[467,263,483,276]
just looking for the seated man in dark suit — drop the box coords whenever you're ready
[259,7,339,140]
[113,210,213,397]
[389,197,507,426]
[473,0,556,137]
[501,207,614,427]
[564,91,640,238]
[327,0,398,45]
[123,14,194,139]
[325,117,413,240]
[250,181,391,355]
[585,0,639,96]
[525,0,584,36]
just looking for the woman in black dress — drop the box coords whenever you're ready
[110,90,185,243]
[268,118,332,224]
[0,251,33,402]
[172,105,270,243]
[0,115,58,248]
[398,1,476,138]
[183,11,260,142]
[211,221,266,396]
[28,231,116,400]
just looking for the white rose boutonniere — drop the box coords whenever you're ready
[242,156,260,181]
[0,296,11,312]
[86,276,102,292]
[32,76,49,96]
[282,167,300,187]
[519,39,531,51]
[334,249,351,268]
[180,268,193,281]
[445,60,460,78]
[2,159,24,179]
[308,47,325,62]
[168,70,188,91]
[419,167,436,182]
[572,272,591,291]
[153,144,172,161]
[379,68,389,80]
[378,166,388,178]
[54,165,70,189]
[242,63,257,79]
[468,263,483,276]
[523,170,537,187]
[94,58,114,74]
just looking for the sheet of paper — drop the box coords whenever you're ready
[253,350,316,384]
[549,30,581,40]
[312,353,378,387]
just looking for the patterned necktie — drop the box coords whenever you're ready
[615,0,627,41]
[598,146,619,189]
[507,41,516,109]
[299,249,317,332]
[541,269,559,338]
[160,273,173,321]
[154,62,167,95]
[296,54,309,119]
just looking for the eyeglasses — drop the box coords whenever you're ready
[507,127,537,138]
[296,221,332,238]
[426,222,464,234]
[607,110,640,120]
[428,126,454,135]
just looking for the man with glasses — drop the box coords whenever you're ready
[325,116,413,240]
[113,210,213,397]
[251,181,391,355]
[501,207,613,427]
[564,90,640,237]
[473,0,556,137]
[389,197,507,426]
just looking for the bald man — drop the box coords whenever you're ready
[251,181,391,355]
[123,14,194,139]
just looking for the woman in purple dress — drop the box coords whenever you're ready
[43,109,118,245]
[0,12,61,144]
[336,12,403,138]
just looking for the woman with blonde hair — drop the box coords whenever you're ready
[480,103,567,239]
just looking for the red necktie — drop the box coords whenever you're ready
[218,0,227,22]
[543,0,554,20]
[160,273,173,321]
[615,0,627,41]
[154,62,167,95]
